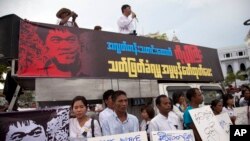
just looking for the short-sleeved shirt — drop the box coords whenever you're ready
[69,118,102,140]
[99,108,113,127]
[239,97,249,107]
[183,106,193,129]
[222,107,236,117]
[149,111,180,132]
[102,112,139,136]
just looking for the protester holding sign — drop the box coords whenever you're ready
[69,96,102,140]
[102,90,139,135]
[211,99,223,115]
[183,88,203,141]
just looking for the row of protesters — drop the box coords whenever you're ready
[56,4,136,35]
[69,90,139,140]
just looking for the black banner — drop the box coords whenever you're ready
[0,106,69,141]
[18,21,224,82]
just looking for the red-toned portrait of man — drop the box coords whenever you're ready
[18,21,88,77]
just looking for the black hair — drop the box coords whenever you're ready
[103,89,115,107]
[186,88,199,101]
[155,95,167,106]
[172,91,184,105]
[121,4,130,13]
[210,99,221,111]
[71,96,88,109]
[36,24,79,42]
[140,105,155,119]
[222,94,234,108]
[0,110,54,140]
[112,90,127,102]
[94,25,102,30]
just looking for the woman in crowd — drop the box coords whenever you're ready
[211,99,223,115]
[222,94,236,124]
[69,96,101,140]
[140,105,155,134]
[172,91,187,122]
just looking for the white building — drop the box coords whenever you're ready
[218,30,250,81]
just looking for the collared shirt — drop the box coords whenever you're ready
[140,120,150,133]
[222,106,236,117]
[117,15,135,34]
[239,97,249,107]
[102,112,139,135]
[69,118,102,140]
[149,111,180,132]
[183,106,193,129]
[173,104,184,121]
[99,107,114,127]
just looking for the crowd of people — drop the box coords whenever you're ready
[66,85,250,141]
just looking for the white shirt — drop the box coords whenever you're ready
[99,108,113,127]
[222,107,236,117]
[239,97,249,107]
[149,111,181,132]
[69,118,102,140]
[173,104,184,121]
[117,15,135,34]
[140,120,150,132]
[102,112,139,135]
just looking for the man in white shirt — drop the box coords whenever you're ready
[99,90,115,128]
[149,95,181,132]
[102,90,139,135]
[117,4,136,35]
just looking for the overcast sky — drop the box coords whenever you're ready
[0,0,249,48]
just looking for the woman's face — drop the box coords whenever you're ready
[178,95,185,104]
[214,101,223,114]
[72,100,87,119]
[227,98,234,106]
[141,109,149,120]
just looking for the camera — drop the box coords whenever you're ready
[72,12,78,18]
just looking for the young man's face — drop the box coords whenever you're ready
[6,120,47,141]
[157,97,172,115]
[123,6,132,16]
[114,95,128,113]
[45,29,80,65]
[105,95,113,109]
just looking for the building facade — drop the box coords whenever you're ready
[218,30,250,80]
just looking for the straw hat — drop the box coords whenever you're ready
[56,8,71,18]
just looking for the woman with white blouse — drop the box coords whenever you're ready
[69,96,101,141]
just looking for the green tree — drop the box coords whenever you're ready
[225,70,245,87]
[144,32,169,41]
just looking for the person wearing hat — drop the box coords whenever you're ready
[56,8,79,28]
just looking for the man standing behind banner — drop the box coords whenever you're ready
[117,4,137,35]
[102,90,139,135]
